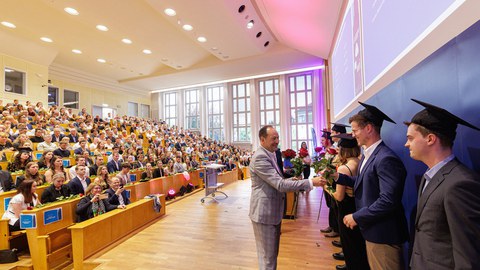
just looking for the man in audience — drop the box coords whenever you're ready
[250,125,321,270]
[68,165,90,195]
[0,169,15,193]
[90,155,105,176]
[69,156,90,179]
[320,102,409,270]
[404,99,480,270]
[116,162,132,186]
[53,141,71,158]
[68,128,79,143]
[37,133,57,152]
[173,156,186,173]
[30,128,45,143]
[107,152,122,173]
[74,139,89,155]
[51,127,65,143]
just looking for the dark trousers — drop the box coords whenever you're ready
[337,196,370,270]
[303,165,311,179]
[325,190,339,233]
[9,219,21,232]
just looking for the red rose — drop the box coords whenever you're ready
[298,148,309,158]
[326,148,337,155]
[314,147,323,153]
[27,206,33,210]
[79,193,84,197]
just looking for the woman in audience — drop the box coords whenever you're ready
[15,161,45,187]
[94,165,110,190]
[141,163,155,180]
[12,134,33,150]
[2,180,39,231]
[7,150,31,172]
[93,141,107,156]
[164,159,175,175]
[41,173,71,203]
[105,177,130,206]
[44,155,70,183]
[153,160,165,178]
[331,135,369,270]
[76,183,125,222]
[37,150,54,169]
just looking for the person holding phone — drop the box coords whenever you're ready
[106,177,130,206]
[75,183,125,222]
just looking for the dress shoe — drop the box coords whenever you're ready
[320,226,332,233]
[332,240,342,248]
[336,264,347,270]
[332,252,345,261]
[324,231,339,238]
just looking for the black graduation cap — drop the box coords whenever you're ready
[408,99,480,142]
[321,129,332,140]
[358,101,396,127]
[331,133,358,148]
[331,122,349,133]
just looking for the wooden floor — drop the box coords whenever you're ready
[84,179,341,270]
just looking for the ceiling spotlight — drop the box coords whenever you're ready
[264,41,270,47]
[143,49,152,54]
[122,38,132,44]
[72,49,82,54]
[97,58,106,63]
[96,25,109,31]
[247,20,254,29]
[1,21,16,28]
[164,8,176,16]
[40,37,53,43]
[182,24,193,31]
[238,5,246,13]
[256,32,262,38]
[64,7,79,15]
[197,36,207,43]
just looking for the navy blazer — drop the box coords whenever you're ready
[337,141,408,245]
[68,176,91,195]
[105,188,131,205]
[107,160,121,174]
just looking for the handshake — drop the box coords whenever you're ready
[311,169,339,187]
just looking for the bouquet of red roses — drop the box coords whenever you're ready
[312,148,338,193]
[281,149,296,159]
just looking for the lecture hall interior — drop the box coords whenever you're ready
[1,0,480,269]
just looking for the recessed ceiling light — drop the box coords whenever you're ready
[97,58,106,63]
[1,21,16,28]
[72,49,82,54]
[96,25,109,31]
[40,37,53,43]
[142,49,152,54]
[197,36,207,43]
[164,8,176,16]
[64,7,79,15]
[182,24,193,31]
[247,20,254,29]
[122,38,132,44]
[256,32,262,38]
[238,5,246,13]
[264,41,270,47]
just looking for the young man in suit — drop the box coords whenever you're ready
[321,102,409,270]
[0,169,15,193]
[404,99,480,270]
[249,125,322,270]
[68,165,91,195]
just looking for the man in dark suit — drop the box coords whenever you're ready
[89,155,105,176]
[107,153,122,173]
[405,99,480,270]
[68,165,91,195]
[67,128,79,143]
[322,102,408,270]
[0,169,15,192]
[249,125,322,270]
[51,128,65,143]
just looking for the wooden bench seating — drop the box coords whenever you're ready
[69,196,166,270]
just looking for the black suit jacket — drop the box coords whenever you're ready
[68,177,91,195]
[68,134,79,143]
[153,168,164,178]
[41,184,72,203]
[51,134,65,143]
[105,188,131,205]
[75,196,117,222]
[0,170,14,192]
[107,160,121,174]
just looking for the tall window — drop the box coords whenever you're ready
[63,89,79,109]
[128,102,138,117]
[4,68,26,95]
[48,86,59,106]
[259,78,280,132]
[207,86,224,141]
[140,104,150,119]
[288,73,313,152]
[185,89,200,130]
[164,92,177,126]
[232,82,251,141]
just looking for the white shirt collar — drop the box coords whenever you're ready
[363,139,382,160]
